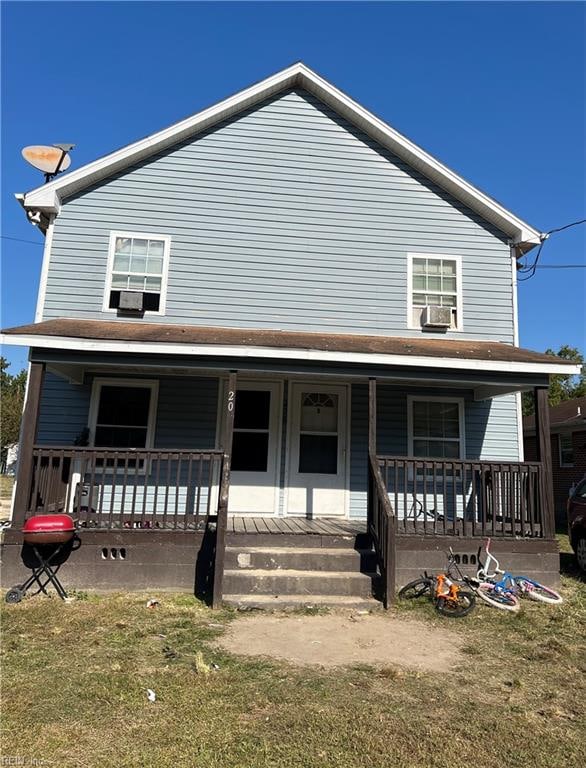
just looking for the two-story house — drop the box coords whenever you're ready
[2,63,579,608]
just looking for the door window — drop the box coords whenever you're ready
[231,390,271,472]
[298,392,338,474]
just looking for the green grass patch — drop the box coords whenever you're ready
[2,568,585,767]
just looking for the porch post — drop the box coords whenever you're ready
[534,387,555,538]
[212,370,237,609]
[368,378,377,529]
[12,362,45,527]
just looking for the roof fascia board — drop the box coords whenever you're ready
[0,332,580,376]
[21,63,541,248]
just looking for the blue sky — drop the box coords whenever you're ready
[1,1,584,372]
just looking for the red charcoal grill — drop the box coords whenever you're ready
[5,514,77,604]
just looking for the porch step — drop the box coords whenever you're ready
[223,594,382,611]
[223,569,376,598]
[224,546,377,572]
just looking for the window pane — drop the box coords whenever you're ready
[129,275,146,290]
[442,261,456,275]
[132,239,148,255]
[425,294,442,304]
[413,275,426,291]
[299,435,338,474]
[413,293,427,306]
[95,425,148,448]
[115,237,131,254]
[97,386,151,426]
[441,296,457,307]
[113,254,130,272]
[145,276,162,291]
[130,254,147,273]
[428,275,441,291]
[442,277,457,292]
[148,240,164,258]
[231,432,268,472]
[111,274,128,289]
[146,257,163,275]
[427,260,440,274]
[413,258,426,274]
[234,390,271,429]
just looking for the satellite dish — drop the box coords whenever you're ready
[22,144,75,182]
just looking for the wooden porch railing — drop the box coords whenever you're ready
[368,454,397,608]
[377,456,550,539]
[25,446,224,530]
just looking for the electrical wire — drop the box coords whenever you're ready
[518,217,586,281]
[1,235,43,245]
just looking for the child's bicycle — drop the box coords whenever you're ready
[476,538,563,605]
[398,561,476,618]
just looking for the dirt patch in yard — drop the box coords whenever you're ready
[217,613,464,672]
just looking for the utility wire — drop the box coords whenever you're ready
[1,235,43,245]
[518,218,586,282]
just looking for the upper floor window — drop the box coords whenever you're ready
[104,232,170,315]
[559,433,574,467]
[408,397,465,459]
[408,254,462,330]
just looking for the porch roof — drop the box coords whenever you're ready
[1,318,579,377]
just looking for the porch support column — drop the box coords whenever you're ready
[534,386,555,538]
[212,370,237,609]
[12,362,45,527]
[368,378,377,530]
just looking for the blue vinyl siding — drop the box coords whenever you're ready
[43,88,514,342]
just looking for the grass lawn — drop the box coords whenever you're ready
[1,563,585,767]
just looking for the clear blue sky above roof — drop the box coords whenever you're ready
[1,1,584,371]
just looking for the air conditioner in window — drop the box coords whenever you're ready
[422,305,452,328]
[118,290,144,312]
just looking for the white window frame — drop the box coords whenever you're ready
[88,378,159,452]
[407,395,466,460]
[559,432,574,468]
[102,231,171,316]
[407,253,463,331]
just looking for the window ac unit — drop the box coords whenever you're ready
[118,290,144,312]
[422,305,452,328]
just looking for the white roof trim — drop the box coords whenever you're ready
[20,62,541,249]
[0,332,579,376]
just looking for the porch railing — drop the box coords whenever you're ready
[368,454,396,608]
[377,456,549,539]
[25,446,224,530]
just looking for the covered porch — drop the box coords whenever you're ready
[1,318,572,606]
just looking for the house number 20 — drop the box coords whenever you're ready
[227,391,235,412]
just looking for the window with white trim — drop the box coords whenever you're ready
[410,255,460,329]
[409,398,464,459]
[559,433,574,467]
[106,233,170,313]
[89,380,159,449]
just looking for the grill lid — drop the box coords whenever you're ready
[22,514,76,534]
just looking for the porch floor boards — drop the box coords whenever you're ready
[227,516,366,536]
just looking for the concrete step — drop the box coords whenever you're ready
[223,568,376,597]
[223,593,382,611]
[225,545,377,572]
[225,532,371,549]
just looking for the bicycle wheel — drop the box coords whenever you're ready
[398,577,433,600]
[435,590,476,618]
[475,582,521,612]
[517,578,563,605]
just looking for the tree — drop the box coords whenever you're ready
[522,345,585,416]
[0,357,27,458]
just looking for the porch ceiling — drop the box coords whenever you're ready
[1,318,578,379]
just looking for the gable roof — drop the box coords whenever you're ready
[18,62,542,251]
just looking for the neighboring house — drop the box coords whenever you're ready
[1,63,580,607]
[524,397,586,526]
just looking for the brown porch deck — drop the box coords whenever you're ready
[227,516,366,536]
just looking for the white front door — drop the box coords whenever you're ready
[286,383,348,517]
[222,381,282,515]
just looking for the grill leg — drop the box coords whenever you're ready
[29,544,69,600]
